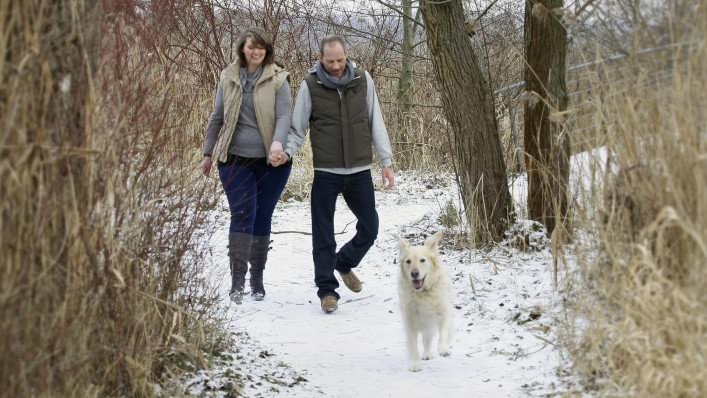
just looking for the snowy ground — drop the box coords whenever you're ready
[183,171,582,397]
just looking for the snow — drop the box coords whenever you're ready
[569,146,610,207]
[184,170,579,397]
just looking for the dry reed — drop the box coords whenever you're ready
[1,1,228,396]
[565,17,707,397]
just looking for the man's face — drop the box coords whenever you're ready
[320,42,347,78]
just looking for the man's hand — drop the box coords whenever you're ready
[269,141,290,167]
[200,156,212,176]
[382,166,395,190]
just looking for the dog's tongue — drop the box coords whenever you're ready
[413,279,424,290]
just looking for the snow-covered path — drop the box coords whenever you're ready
[197,173,571,397]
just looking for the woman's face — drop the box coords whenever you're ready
[243,37,266,68]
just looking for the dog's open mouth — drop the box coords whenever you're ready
[412,277,425,290]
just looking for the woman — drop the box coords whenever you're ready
[200,28,292,304]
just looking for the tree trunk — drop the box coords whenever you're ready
[523,0,570,236]
[394,0,415,167]
[397,0,415,116]
[420,0,513,244]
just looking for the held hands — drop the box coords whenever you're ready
[269,141,289,167]
[382,166,395,190]
[200,156,212,176]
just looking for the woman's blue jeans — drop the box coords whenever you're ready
[218,155,292,236]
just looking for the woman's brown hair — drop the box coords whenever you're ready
[236,28,274,67]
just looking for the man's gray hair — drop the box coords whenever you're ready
[319,35,347,54]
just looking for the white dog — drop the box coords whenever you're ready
[396,231,453,372]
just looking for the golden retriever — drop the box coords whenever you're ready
[396,231,453,372]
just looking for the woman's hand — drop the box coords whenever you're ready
[200,156,212,176]
[269,141,289,166]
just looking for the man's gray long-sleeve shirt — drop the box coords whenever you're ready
[284,71,393,175]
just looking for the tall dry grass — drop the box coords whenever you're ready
[565,15,707,397]
[1,1,227,396]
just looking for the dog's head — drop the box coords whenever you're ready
[396,231,444,291]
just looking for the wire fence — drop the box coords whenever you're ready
[373,42,692,172]
[495,42,693,172]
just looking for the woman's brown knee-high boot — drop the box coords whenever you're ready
[228,232,252,304]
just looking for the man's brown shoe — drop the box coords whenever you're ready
[320,295,338,313]
[338,270,362,293]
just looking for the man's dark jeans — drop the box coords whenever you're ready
[311,170,379,299]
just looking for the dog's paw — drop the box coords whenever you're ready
[421,353,432,360]
[408,363,422,372]
[439,348,451,357]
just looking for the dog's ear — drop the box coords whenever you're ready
[396,235,410,251]
[423,231,444,251]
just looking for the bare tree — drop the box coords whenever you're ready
[523,0,570,236]
[397,0,419,117]
[420,0,513,244]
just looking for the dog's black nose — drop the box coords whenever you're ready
[411,270,419,279]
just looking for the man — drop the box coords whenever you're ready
[270,35,395,313]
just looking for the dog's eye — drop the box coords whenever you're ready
[420,258,426,263]
[405,259,411,264]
